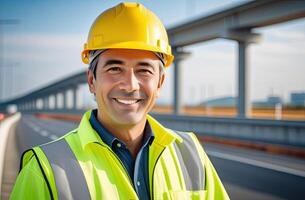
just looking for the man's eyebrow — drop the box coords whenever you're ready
[102,59,124,68]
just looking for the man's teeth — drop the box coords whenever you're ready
[116,99,139,105]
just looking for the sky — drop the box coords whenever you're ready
[0,0,305,106]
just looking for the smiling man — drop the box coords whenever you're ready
[11,2,229,200]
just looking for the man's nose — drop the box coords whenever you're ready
[119,69,140,92]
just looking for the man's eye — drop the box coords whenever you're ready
[107,67,122,73]
[138,69,153,75]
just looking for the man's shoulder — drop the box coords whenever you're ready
[166,128,198,142]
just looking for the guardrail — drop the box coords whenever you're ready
[151,113,305,148]
[23,109,305,148]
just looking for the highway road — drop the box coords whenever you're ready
[2,114,305,200]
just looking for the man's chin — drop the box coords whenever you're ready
[113,114,146,126]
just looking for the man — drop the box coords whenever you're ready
[11,2,229,200]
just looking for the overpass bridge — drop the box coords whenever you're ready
[0,0,305,147]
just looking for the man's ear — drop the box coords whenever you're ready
[156,73,165,98]
[87,69,96,94]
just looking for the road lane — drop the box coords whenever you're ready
[204,144,305,200]
[16,114,78,153]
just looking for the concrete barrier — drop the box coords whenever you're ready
[151,114,305,148]
[0,113,21,195]
[34,112,305,158]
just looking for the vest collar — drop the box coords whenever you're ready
[77,110,182,150]
[146,114,182,147]
[78,110,102,149]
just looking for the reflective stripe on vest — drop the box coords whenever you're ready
[39,131,204,199]
[172,131,205,190]
[40,139,90,200]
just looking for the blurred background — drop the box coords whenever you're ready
[1,0,305,200]
[0,0,305,118]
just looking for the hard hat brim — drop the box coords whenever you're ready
[82,41,174,67]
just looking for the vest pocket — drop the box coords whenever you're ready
[162,190,206,200]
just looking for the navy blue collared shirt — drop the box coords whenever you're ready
[89,110,154,199]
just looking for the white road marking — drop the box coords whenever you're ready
[26,119,58,140]
[207,150,305,178]
[40,130,49,137]
[49,135,58,140]
[33,126,40,132]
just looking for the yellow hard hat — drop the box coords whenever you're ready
[81,2,174,67]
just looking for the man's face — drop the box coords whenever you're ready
[87,49,165,127]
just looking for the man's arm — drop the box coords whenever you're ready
[10,157,51,200]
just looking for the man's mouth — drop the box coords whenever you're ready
[113,98,142,105]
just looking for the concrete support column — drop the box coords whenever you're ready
[73,86,78,109]
[64,90,68,109]
[44,96,49,110]
[31,100,34,110]
[42,99,45,110]
[55,93,58,109]
[32,100,36,110]
[237,41,250,118]
[173,57,182,115]
[173,48,191,115]
[224,30,260,118]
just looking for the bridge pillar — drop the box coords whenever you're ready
[173,48,191,115]
[63,90,68,109]
[54,93,58,109]
[73,86,78,109]
[44,97,49,110]
[238,41,250,118]
[222,30,261,118]
[32,100,36,110]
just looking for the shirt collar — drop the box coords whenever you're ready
[89,109,154,149]
[89,109,117,148]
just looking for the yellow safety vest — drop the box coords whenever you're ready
[10,110,229,200]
